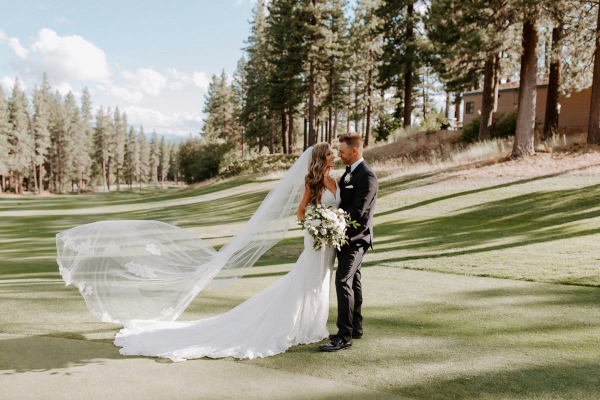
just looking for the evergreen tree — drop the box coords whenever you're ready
[512,0,541,157]
[233,57,248,155]
[202,72,237,141]
[80,87,94,191]
[242,0,272,151]
[160,136,170,184]
[266,0,306,153]
[113,108,127,190]
[169,142,180,184]
[376,0,427,127]
[64,92,84,193]
[94,106,111,191]
[125,126,138,191]
[32,75,51,193]
[7,78,32,194]
[138,126,150,190]
[0,88,10,193]
[149,130,160,185]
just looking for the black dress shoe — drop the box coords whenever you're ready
[319,336,352,352]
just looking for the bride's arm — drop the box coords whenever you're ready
[297,184,311,220]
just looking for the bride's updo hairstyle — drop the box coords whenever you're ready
[305,143,331,206]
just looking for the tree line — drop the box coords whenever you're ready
[0,73,180,194]
[196,0,599,160]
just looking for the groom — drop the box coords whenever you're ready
[319,132,378,352]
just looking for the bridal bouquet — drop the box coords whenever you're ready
[299,204,359,251]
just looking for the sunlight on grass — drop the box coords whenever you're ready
[1,167,599,399]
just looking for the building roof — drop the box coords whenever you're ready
[463,77,549,97]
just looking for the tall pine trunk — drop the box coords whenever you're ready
[288,108,294,154]
[445,91,450,119]
[77,160,82,194]
[117,166,121,191]
[269,121,274,154]
[281,110,288,154]
[38,161,44,193]
[588,8,600,144]
[365,50,373,147]
[512,10,539,158]
[107,158,111,191]
[543,20,563,141]
[333,107,338,140]
[303,117,308,151]
[454,93,461,122]
[479,52,500,141]
[32,160,38,193]
[102,158,108,192]
[403,4,414,127]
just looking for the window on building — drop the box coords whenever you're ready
[466,102,474,114]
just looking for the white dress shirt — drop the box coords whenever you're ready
[350,157,364,173]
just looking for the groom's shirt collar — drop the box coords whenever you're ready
[350,158,364,173]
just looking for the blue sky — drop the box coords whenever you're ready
[0,0,260,137]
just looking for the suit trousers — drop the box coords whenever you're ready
[335,242,366,342]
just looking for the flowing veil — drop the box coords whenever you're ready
[56,147,314,326]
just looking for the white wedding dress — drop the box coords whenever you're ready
[113,181,341,361]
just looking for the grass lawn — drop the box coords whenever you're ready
[1,166,599,399]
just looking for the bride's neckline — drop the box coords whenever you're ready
[323,179,338,200]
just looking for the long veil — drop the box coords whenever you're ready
[56,147,314,326]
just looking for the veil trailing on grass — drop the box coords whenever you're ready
[56,147,313,326]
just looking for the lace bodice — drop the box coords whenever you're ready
[321,179,341,208]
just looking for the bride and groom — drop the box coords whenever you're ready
[56,132,378,361]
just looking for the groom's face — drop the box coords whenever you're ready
[338,142,356,165]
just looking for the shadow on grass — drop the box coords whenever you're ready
[0,335,135,373]
[368,183,600,284]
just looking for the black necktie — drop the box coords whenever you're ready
[346,166,351,174]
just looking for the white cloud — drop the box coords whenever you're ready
[8,38,29,60]
[29,28,110,83]
[122,67,167,96]
[192,71,210,90]
[0,30,6,41]
[97,83,143,104]
[59,17,69,23]
[1,76,26,93]
[55,82,80,97]
[122,105,204,135]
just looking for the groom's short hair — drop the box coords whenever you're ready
[339,132,363,151]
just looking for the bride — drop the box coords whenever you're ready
[56,143,341,361]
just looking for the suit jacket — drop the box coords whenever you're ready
[339,161,378,249]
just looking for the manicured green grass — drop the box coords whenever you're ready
[1,168,599,399]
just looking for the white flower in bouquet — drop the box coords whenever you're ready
[298,204,360,251]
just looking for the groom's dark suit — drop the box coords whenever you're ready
[336,160,378,342]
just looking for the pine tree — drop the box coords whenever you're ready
[32,76,51,193]
[64,92,82,192]
[8,78,33,194]
[587,2,600,144]
[202,72,237,141]
[427,0,517,141]
[94,106,111,191]
[233,57,248,155]
[149,130,160,185]
[80,88,94,191]
[125,126,138,191]
[169,142,180,184]
[512,0,541,157]
[113,108,127,190]
[376,0,427,128]
[138,126,150,190]
[242,0,272,151]
[160,136,170,185]
[266,0,306,153]
[0,88,10,193]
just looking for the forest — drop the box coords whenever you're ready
[0,0,598,193]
